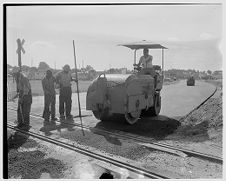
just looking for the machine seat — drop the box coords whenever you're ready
[139,67,156,77]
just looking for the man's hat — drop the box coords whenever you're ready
[12,67,21,77]
[63,64,71,71]
[12,67,20,74]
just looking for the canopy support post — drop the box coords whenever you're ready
[133,49,137,70]
[162,48,164,82]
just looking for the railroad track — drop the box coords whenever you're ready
[7,123,169,179]
[8,105,223,164]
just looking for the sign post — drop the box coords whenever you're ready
[16,38,25,124]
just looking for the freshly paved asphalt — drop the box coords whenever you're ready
[160,80,216,117]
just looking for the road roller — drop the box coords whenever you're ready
[86,41,167,124]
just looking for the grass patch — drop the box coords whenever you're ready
[7,79,92,97]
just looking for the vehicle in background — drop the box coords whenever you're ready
[187,76,195,86]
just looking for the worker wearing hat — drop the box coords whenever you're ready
[42,69,57,123]
[56,64,76,120]
[13,68,32,129]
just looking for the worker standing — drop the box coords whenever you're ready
[56,64,76,120]
[42,69,57,123]
[13,70,32,129]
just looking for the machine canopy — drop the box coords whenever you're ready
[119,40,167,50]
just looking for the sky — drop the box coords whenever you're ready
[6,4,222,71]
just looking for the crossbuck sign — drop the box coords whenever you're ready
[16,38,25,69]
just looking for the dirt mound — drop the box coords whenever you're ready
[174,89,222,142]
[182,96,222,129]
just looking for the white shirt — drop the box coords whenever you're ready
[139,55,153,68]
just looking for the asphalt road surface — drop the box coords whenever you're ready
[160,80,216,117]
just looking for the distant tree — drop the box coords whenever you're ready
[30,66,37,72]
[7,64,13,69]
[207,70,212,75]
[38,61,50,71]
[87,69,97,80]
[85,65,94,72]
[21,65,30,72]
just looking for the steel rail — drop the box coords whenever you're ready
[7,123,169,179]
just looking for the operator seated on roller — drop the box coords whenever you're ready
[138,48,153,69]
[134,48,159,88]
[134,48,155,77]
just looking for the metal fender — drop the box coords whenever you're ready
[86,77,107,110]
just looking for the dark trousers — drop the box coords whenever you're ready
[59,87,72,117]
[43,93,56,120]
[17,95,32,126]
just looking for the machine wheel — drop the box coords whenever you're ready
[145,93,161,116]
[93,108,109,121]
[125,110,141,125]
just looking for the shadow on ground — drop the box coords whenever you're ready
[8,149,66,179]
[93,114,181,140]
[8,131,30,152]
[169,120,210,142]
[39,118,75,136]
[8,132,66,179]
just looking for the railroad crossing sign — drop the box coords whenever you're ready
[16,38,25,70]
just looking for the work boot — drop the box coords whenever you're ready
[66,114,73,120]
[51,117,58,121]
[60,115,65,120]
[16,123,24,128]
[44,118,50,126]
[50,117,57,125]
[21,124,31,130]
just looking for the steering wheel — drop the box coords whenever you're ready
[133,64,141,71]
